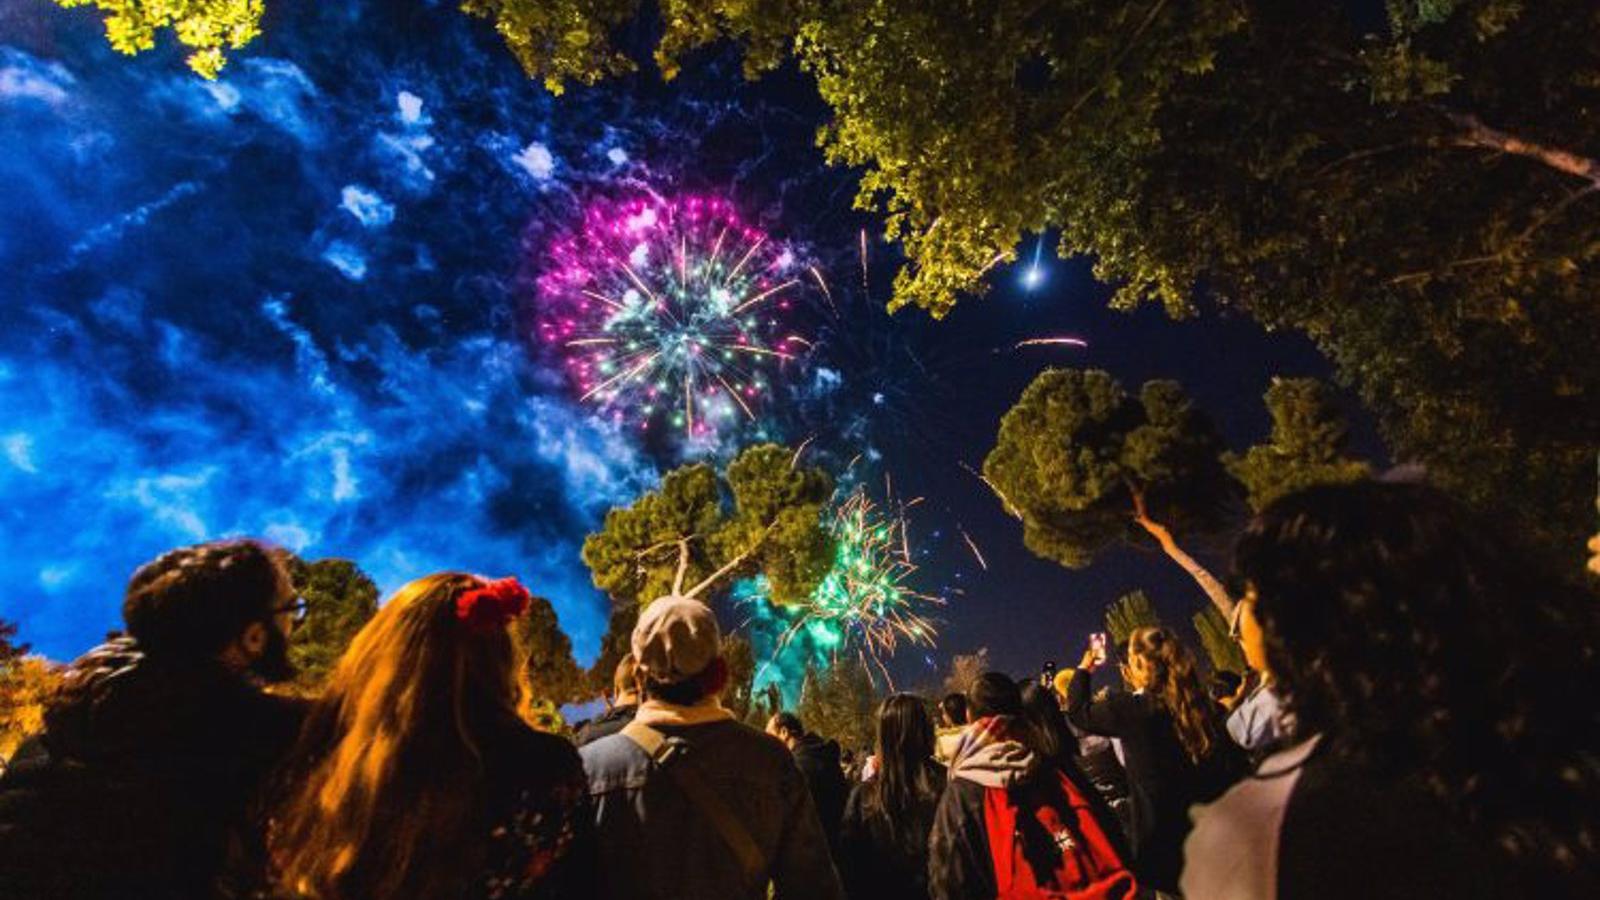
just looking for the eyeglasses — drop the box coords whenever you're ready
[274,596,310,630]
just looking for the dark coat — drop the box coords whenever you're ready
[581,716,843,900]
[791,731,850,847]
[575,702,638,747]
[1065,667,1245,894]
[837,760,944,900]
[0,637,306,899]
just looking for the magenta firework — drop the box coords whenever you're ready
[535,194,805,442]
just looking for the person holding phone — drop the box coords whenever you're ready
[1064,627,1245,894]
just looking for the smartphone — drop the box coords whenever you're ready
[1089,632,1108,664]
[1040,660,1057,688]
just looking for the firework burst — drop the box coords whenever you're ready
[770,487,943,686]
[535,194,806,442]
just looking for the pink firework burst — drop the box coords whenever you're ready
[535,194,806,441]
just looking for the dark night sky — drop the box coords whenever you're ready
[0,0,1383,690]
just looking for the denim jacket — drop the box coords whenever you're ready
[580,703,844,900]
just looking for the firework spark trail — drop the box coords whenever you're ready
[859,228,869,290]
[958,524,988,570]
[1015,336,1090,350]
[808,265,838,318]
[765,488,944,686]
[535,194,805,442]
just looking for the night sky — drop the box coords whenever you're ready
[0,0,1378,691]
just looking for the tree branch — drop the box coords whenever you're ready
[1446,111,1600,187]
[682,521,779,600]
[1128,485,1235,618]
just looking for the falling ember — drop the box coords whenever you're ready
[958,525,988,570]
[535,194,806,442]
[1015,336,1090,350]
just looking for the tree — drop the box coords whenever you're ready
[719,632,758,721]
[1192,606,1246,675]
[282,556,379,694]
[796,658,878,752]
[582,443,835,663]
[941,647,989,697]
[1,634,61,764]
[52,0,265,78]
[515,593,588,706]
[986,369,1239,616]
[1226,378,1371,513]
[481,0,1600,567]
[1104,589,1162,651]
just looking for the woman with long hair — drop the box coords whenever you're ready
[837,693,944,900]
[1065,625,1244,893]
[1183,480,1600,899]
[267,573,590,899]
[1018,681,1131,852]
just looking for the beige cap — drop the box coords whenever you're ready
[631,595,722,682]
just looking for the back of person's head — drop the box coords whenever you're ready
[122,539,288,662]
[272,573,533,898]
[1208,670,1242,702]
[1019,681,1074,763]
[968,672,1023,719]
[1127,626,1219,762]
[865,693,938,841]
[1234,480,1600,891]
[631,595,727,706]
[939,691,969,727]
[770,711,804,739]
[611,652,638,699]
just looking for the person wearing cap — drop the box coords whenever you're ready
[579,595,844,900]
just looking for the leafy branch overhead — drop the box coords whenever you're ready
[54,0,265,78]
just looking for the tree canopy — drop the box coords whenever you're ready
[475,0,1600,566]
[985,368,1239,614]
[1226,378,1370,513]
[1104,589,1162,651]
[53,0,264,78]
[515,593,588,707]
[796,657,878,752]
[282,555,380,693]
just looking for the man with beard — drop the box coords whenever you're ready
[0,540,308,899]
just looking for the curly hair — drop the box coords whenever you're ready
[1126,626,1221,762]
[1234,480,1600,891]
[122,539,288,659]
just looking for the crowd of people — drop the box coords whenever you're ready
[0,479,1596,898]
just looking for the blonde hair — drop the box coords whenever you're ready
[270,573,531,898]
[1128,626,1220,763]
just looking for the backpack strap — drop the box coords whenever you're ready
[620,721,767,885]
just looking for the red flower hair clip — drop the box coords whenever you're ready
[455,577,531,632]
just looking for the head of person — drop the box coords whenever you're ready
[272,573,533,898]
[1019,680,1075,763]
[1233,480,1600,888]
[1126,626,1219,762]
[862,693,939,838]
[967,671,1023,719]
[1208,670,1243,703]
[631,595,728,708]
[122,539,297,682]
[938,691,969,728]
[611,652,639,705]
[767,711,805,748]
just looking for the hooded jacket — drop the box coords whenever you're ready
[0,637,305,899]
[928,716,1134,900]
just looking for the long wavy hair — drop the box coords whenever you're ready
[269,573,531,898]
[1126,626,1220,762]
[860,693,940,850]
[1234,481,1600,893]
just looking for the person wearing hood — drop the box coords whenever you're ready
[0,540,308,899]
[929,673,1136,900]
[768,711,850,850]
